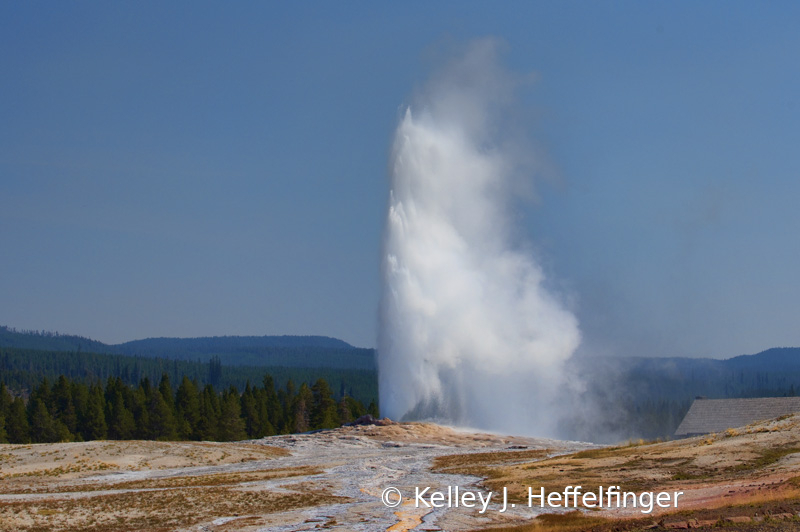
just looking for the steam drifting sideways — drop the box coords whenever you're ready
[378,40,581,437]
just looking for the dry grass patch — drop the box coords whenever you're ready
[1,465,324,495]
[733,444,800,472]
[473,487,800,531]
[434,449,551,472]
[0,440,288,488]
[0,440,287,477]
[444,421,800,510]
[109,465,322,490]
[0,483,346,532]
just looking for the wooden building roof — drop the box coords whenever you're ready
[674,396,800,437]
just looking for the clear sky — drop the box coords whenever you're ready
[2,3,799,357]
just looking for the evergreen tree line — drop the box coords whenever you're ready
[0,347,378,408]
[0,374,379,444]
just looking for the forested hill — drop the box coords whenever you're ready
[564,346,800,442]
[0,326,107,353]
[725,347,800,371]
[117,335,353,352]
[611,346,800,400]
[112,336,374,370]
[0,326,375,370]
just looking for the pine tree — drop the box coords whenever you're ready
[147,383,177,441]
[240,382,260,438]
[28,388,70,443]
[70,381,90,439]
[0,383,11,443]
[175,376,201,440]
[27,378,52,422]
[158,373,175,411]
[52,375,77,436]
[254,387,276,437]
[29,398,66,443]
[218,387,246,442]
[81,384,107,440]
[197,384,220,441]
[337,396,353,425]
[311,379,338,429]
[0,382,12,418]
[292,383,312,433]
[282,379,297,434]
[262,374,281,434]
[367,399,380,419]
[6,397,30,443]
[107,387,135,440]
[345,395,366,421]
[131,383,150,439]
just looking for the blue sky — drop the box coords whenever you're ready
[2,3,799,357]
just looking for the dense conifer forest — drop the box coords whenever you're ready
[0,347,377,408]
[0,373,378,444]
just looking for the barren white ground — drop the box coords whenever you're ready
[0,422,595,531]
[243,424,594,531]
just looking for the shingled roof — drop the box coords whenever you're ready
[674,397,800,438]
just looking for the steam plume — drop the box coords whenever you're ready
[378,40,580,436]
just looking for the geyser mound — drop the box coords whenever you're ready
[378,40,580,437]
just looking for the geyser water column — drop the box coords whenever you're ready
[378,40,581,436]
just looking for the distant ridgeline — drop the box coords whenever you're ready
[0,326,375,370]
[562,347,800,442]
[0,326,377,408]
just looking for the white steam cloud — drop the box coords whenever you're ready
[378,40,581,437]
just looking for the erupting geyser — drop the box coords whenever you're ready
[378,40,581,436]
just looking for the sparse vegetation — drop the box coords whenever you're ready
[0,484,347,531]
[733,444,800,472]
[434,448,550,472]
